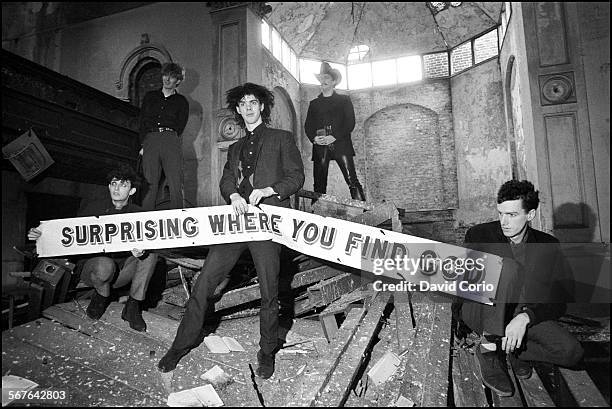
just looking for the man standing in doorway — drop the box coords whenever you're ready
[305,62,365,201]
[158,83,304,379]
[139,62,189,210]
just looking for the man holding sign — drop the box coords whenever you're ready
[28,165,158,332]
[158,83,304,379]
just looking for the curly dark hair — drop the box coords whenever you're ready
[226,82,275,128]
[106,163,142,192]
[497,180,540,211]
[161,62,184,81]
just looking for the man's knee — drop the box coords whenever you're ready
[87,257,116,283]
[557,338,584,367]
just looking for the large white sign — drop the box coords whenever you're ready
[36,204,502,304]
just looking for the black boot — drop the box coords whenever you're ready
[158,347,191,372]
[86,291,110,320]
[349,184,366,201]
[121,297,146,332]
[255,349,275,379]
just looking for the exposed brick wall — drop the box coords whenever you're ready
[364,103,444,210]
[474,30,499,64]
[300,79,458,210]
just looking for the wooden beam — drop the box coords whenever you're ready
[285,294,379,406]
[558,367,608,407]
[312,292,392,406]
[214,265,343,311]
[517,370,555,407]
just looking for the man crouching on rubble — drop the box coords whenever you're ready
[158,82,305,379]
[452,180,583,397]
[28,164,158,332]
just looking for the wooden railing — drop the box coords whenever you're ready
[1,49,140,185]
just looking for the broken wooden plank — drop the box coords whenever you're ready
[319,314,339,342]
[312,292,393,406]
[451,347,488,407]
[517,369,555,407]
[214,265,343,311]
[306,273,362,309]
[284,299,372,406]
[420,302,452,407]
[558,367,608,407]
[2,330,163,406]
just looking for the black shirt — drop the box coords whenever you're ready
[238,124,264,199]
[139,90,189,144]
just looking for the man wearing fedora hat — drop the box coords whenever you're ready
[305,62,366,201]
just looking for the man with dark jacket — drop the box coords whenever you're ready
[454,180,583,397]
[139,62,189,210]
[28,165,158,332]
[304,62,365,201]
[158,83,304,379]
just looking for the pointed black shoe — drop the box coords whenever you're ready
[255,350,275,379]
[509,353,532,379]
[158,347,191,373]
[121,297,146,332]
[86,291,111,320]
[474,343,514,397]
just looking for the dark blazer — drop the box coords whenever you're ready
[464,221,574,326]
[304,91,356,160]
[220,126,304,208]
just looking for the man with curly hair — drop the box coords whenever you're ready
[453,180,583,397]
[158,83,304,379]
[27,164,159,332]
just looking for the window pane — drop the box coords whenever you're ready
[423,52,449,78]
[372,59,397,87]
[271,28,282,61]
[450,41,472,75]
[281,40,291,69]
[299,58,321,85]
[347,63,372,90]
[261,20,270,50]
[474,30,499,64]
[397,55,422,83]
[328,61,348,90]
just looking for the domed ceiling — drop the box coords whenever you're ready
[266,2,502,62]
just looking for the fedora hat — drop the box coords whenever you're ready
[315,62,342,85]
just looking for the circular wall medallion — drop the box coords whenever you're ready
[542,76,573,103]
[218,116,241,140]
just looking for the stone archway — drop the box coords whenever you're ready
[115,41,172,102]
[269,86,298,148]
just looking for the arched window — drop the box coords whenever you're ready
[129,59,161,108]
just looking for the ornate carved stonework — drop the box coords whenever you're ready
[206,2,272,18]
[216,108,243,141]
[539,72,577,105]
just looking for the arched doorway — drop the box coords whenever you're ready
[129,59,161,108]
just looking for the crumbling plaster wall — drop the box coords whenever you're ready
[451,59,511,226]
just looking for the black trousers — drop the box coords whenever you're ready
[313,147,363,197]
[458,261,583,367]
[142,130,183,210]
[170,241,282,355]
